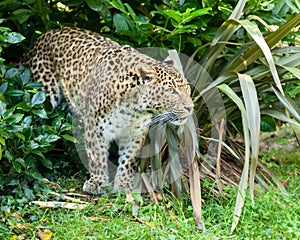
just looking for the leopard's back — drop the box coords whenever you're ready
[25,27,119,109]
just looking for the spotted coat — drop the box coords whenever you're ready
[25,27,194,194]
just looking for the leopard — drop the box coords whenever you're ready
[25,27,194,194]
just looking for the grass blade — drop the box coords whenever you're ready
[238,73,260,204]
[148,125,166,190]
[216,118,225,194]
[184,115,204,230]
[225,14,300,76]
[200,136,241,160]
[217,84,250,234]
[272,86,300,122]
[230,20,283,94]
[261,110,300,129]
[199,0,247,72]
[166,127,182,199]
[279,66,300,79]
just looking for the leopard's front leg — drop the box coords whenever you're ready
[82,122,110,195]
[114,126,149,191]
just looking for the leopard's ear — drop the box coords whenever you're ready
[138,65,155,84]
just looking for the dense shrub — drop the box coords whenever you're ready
[0,25,82,203]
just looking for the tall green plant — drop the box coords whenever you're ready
[198,3,300,233]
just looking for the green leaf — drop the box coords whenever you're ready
[28,140,39,149]
[85,0,103,11]
[124,3,138,21]
[237,19,283,94]
[32,109,48,119]
[24,82,43,89]
[5,90,24,97]
[110,0,126,13]
[0,100,6,116]
[52,117,62,131]
[0,82,8,93]
[45,134,60,143]
[19,69,31,85]
[238,73,260,204]
[261,115,276,132]
[4,68,19,79]
[23,116,32,126]
[0,1,22,12]
[14,131,25,141]
[40,157,53,169]
[17,102,31,112]
[31,91,46,106]
[187,36,202,47]
[261,110,300,129]
[181,8,211,24]
[163,10,182,23]
[199,0,247,72]
[6,124,24,132]
[13,161,21,173]
[5,113,24,124]
[34,134,60,144]
[0,128,9,138]
[31,149,45,158]
[4,150,13,161]
[0,136,5,146]
[11,8,31,24]
[59,123,72,132]
[62,134,79,143]
[113,14,131,32]
[6,31,25,44]
[22,91,31,104]
[25,169,43,179]
[272,86,300,122]
[226,14,300,78]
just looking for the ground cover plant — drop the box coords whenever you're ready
[0,0,299,237]
[1,141,299,239]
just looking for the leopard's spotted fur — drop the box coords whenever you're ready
[25,27,194,194]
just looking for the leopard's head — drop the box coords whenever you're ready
[120,50,194,125]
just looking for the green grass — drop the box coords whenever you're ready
[1,141,299,240]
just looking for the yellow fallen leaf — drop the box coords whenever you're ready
[10,235,18,240]
[90,217,108,222]
[15,223,32,230]
[43,232,52,240]
[169,215,177,220]
[11,212,21,218]
[38,229,52,240]
[144,221,155,227]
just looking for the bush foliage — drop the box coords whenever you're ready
[0,0,299,233]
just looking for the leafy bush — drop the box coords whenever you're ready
[0,24,80,204]
[0,65,81,201]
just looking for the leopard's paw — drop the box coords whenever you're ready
[83,176,108,195]
[113,173,135,192]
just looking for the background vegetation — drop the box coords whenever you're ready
[0,0,299,237]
